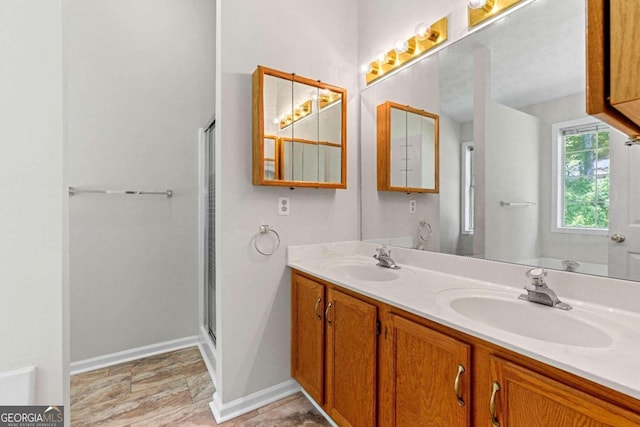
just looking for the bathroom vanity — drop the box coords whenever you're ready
[288,242,640,427]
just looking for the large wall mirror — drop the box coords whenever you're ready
[361,0,640,282]
[253,65,347,188]
[377,101,439,193]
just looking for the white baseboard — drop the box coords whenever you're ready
[198,326,217,389]
[0,366,36,405]
[70,336,199,375]
[209,379,300,423]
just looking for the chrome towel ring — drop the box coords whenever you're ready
[418,220,432,243]
[255,225,281,256]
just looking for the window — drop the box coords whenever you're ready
[461,141,474,235]
[553,119,610,233]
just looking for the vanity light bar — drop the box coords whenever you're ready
[279,99,312,129]
[364,16,448,85]
[468,0,523,28]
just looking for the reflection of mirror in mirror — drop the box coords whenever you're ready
[378,102,439,193]
[263,136,277,180]
[361,0,640,282]
[254,66,346,188]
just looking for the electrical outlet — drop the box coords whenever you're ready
[409,199,417,214]
[278,197,290,216]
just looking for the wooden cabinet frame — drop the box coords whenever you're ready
[377,101,440,193]
[252,65,348,188]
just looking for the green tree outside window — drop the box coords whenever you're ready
[562,126,609,229]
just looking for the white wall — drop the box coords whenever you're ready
[484,101,540,262]
[439,114,462,254]
[521,93,609,264]
[0,0,68,407]
[65,0,215,361]
[360,58,441,251]
[216,0,359,403]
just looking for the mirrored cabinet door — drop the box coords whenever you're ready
[377,101,439,193]
[252,65,347,188]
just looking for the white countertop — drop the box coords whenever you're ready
[287,241,640,400]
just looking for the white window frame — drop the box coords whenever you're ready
[551,117,609,236]
[461,141,474,235]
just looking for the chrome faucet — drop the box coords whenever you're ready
[373,245,400,269]
[518,268,572,310]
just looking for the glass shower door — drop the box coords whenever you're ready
[203,119,216,345]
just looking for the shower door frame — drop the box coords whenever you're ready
[199,116,217,348]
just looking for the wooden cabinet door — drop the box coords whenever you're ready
[610,0,640,128]
[325,288,377,427]
[489,356,640,427]
[381,314,470,427]
[586,0,640,137]
[291,273,325,404]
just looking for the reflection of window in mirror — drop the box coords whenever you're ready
[552,119,610,234]
[461,141,474,235]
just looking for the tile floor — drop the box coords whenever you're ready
[70,346,330,426]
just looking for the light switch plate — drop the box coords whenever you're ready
[409,199,416,213]
[279,197,290,216]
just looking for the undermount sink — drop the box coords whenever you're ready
[437,289,615,348]
[324,260,404,282]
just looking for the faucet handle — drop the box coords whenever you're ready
[376,245,390,257]
[526,267,547,287]
[524,283,538,292]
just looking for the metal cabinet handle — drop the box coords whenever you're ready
[325,302,333,326]
[314,297,322,320]
[611,233,626,243]
[454,364,465,407]
[490,381,501,427]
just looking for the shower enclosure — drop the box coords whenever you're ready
[203,118,216,345]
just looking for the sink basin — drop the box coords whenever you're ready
[324,261,402,282]
[437,289,614,348]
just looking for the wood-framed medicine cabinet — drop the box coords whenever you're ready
[252,65,347,188]
[377,101,439,193]
[586,0,640,140]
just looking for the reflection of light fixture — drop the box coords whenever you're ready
[394,38,418,55]
[279,99,312,129]
[394,38,408,53]
[364,16,448,85]
[414,23,429,40]
[318,90,342,109]
[468,0,493,10]
[414,23,439,43]
[375,50,395,66]
[468,0,521,28]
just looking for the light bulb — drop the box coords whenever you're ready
[468,0,488,9]
[311,92,318,101]
[360,63,371,73]
[273,118,280,124]
[415,23,430,41]
[394,38,409,54]
[375,51,387,64]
